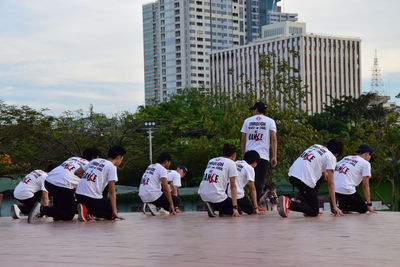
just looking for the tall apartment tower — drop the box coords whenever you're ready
[143,0,247,105]
[143,0,298,105]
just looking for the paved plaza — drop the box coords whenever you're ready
[0,211,399,267]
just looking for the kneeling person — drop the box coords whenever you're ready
[166,165,188,212]
[228,150,260,215]
[334,144,375,213]
[139,153,178,215]
[278,139,344,217]
[75,146,126,221]
[12,164,56,219]
[198,144,240,217]
[28,147,100,223]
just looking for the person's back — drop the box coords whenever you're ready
[76,158,117,199]
[198,156,236,203]
[14,170,47,201]
[46,157,89,189]
[241,115,276,161]
[139,163,168,203]
[335,155,370,194]
[288,144,336,188]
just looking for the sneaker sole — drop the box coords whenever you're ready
[204,202,216,217]
[147,204,159,216]
[77,204,86,222]
[278,196,288,218]
[27,202,41,223]
[11,205,20,219]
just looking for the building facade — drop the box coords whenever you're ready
[210,22,362,113]
[143,0,298,105]
[143,0,247,104]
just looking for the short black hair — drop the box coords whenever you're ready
[107,146,126,159]
[243,150,260,165]
[157,152,172,164]
[222,144,236,157]
[82,147,101,161]
[46,162,59,173]
[327,139,344,156]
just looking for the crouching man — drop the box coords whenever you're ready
[334,144,375,214]
[12,164,56,219]
[227,150,261,215]
[75,146,126,221]
[198,144,240,217]
[278,139,344,217]
[139,153,178,215]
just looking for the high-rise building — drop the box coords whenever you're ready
[246,0,298,42]
[143,0,247,105]
[143,0,298,105]
[210,22,362,114]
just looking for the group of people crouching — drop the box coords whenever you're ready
[11,102,375,222]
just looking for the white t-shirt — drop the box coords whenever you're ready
[288,144,337,188]
[75,158,118,199]
[167,170,182,189]
[13,170,48,200]
[228,160,255,199]
[139,163,168,203]
[241,115,277,161]
[198,157,238,203]
[334,155,371,195]
[46,157,89,189]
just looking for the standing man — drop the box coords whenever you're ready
[241,102,277,206]
[334,144,375,214]
[166,165,188,212]
[139,153,178,215]
[278,139,344,217]
[75,146,126,221]
[227,150,261,215]
[198,144,240,217]
[27,147,100,223]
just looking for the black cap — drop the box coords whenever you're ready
[249,102,267,114]
[177,165,189,175]
[356,144,375,162]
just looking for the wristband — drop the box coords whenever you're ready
[366,202,372,206]
[232,205,238,210]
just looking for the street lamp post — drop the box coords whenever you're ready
[144,121,156,164]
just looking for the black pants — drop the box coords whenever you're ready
[254,159,269,201]
[237,196,255,215]
[151,193,181,211]
[17,191,42,215]
[42,181,76,221]
[289,176,319,217]
[210,197,234,215]
[336,192,368,214]
[76,194,113,220]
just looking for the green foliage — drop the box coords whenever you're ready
[1,53,399,211]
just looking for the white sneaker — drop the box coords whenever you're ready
[147,203,159,216]
[11,204,21,219]
[159,208,170,215]
[27,202,42,223]
[142,203,147,214]
[204,202,216,217]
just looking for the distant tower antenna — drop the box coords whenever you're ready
[371,49,384,94]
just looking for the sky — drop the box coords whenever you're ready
[0,0,399,115]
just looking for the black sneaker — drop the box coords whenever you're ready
[204,202,216,217]
[27,202,42,223]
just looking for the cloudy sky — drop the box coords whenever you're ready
[0,0,399,115]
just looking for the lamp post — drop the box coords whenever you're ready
[144,121,156,164]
